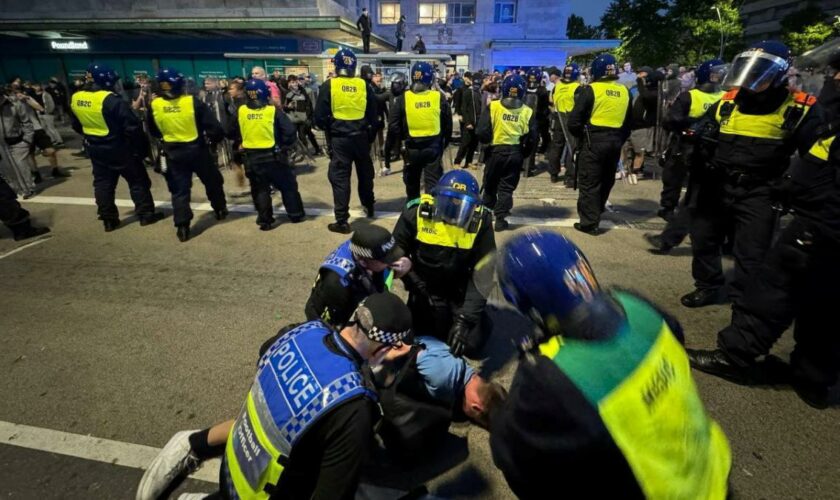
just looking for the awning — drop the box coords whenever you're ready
[490,39,622,57]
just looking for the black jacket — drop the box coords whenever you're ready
[387,90,453,148]
[525,87,550,122]
[413,39,427,54]
[567,83,633,142]
[631,77,660,130]
[356,14,372,33]
[458,85,483,127]
[314,78,379,138]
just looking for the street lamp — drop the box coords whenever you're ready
[712,6,724,60]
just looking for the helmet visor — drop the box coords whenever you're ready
[722,50,789,92]
[433,189,479,228]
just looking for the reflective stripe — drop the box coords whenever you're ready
[808,135,836,161]
[688,89,724,119]
[716,91,813,140]
[553,82,579,113]
[330,77,367,121]
[415,193,482,249]
[490,100,532,146]
[70,90,110,137]
[239,105,276,149]
[404,90,441,138]
[589,82,629,128]
[150,95,199,143]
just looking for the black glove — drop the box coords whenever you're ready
[448,314,471,358]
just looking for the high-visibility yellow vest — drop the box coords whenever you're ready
[540,291,731,500]
[330,77,367,121]
[715,89,815,140]
[415,193,483,249]
[553,81,580,114]
[489,100,533,146]
[589,81,629,128]
[238,104,276,149]
[150,95,199,143]
[404,90,441,138]
[807,135,836,162]
[688,89,724,119]
[70,90,111,137]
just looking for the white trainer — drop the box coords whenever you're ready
[380,167,391,176]
[136,430,202,500]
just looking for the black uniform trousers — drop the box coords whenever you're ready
[718,217,840,389]
[164,146,226,227]
[244,152,305,225]
[0,176,29,231]
[690,175,777,303]
[91,157,156,222]
[482,146,524,219]
[454,126,479,166]
[328,134,375,224]
[659,142,691,211]
[547,116,566,177]
[575,136,623,228]
[537,117,551,154]
[404,139,443,201]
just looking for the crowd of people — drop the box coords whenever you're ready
[1,37,839,499]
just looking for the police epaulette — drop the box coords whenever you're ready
[406,198,422,209]
[793,92,817,107]
[722,89,738,101]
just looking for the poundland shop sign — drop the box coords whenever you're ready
[50,40,89,50]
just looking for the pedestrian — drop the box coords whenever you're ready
[547,64,582,185]
[14,84,68,183]
[313,48,379,234]
[357,7,372,54]
[680,41,821,309]
[522,68,551,176]
[383,72,408,174]
[228,79,306,230]
[0,86,37,197]
[388,61,452,201]
[477,74,538,231]
[148,68,228,242]
[489,229,731,499]
[395,14,407,52]
[453,71,483,169]
[568,53,632,235]
[250,66,281,107]
[223,79,248,188]
[393,170,496,358]
[412,34,426,55]
[45,77,68,123]
[69,63,164,231]
[0,176,49,240]
[624,66,661,182]
[284,74,323,156]
[33,83,63,146]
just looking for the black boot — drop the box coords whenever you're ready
[177,225,190,242]
[573,222,601,236]
[214,208,229,221]
[103,219,120,232]
[33,171,43,184]
[52,167,70,178]
[11,223,50,241]
[656,208,674,222]
[139,212,165,226]
[792,378,831,410]
[680,288,721,308]
[686,349,757,385]
[363,204,375,218]
[328,221,352,234]
[550,174,559,184]
[494,218,510,232]
[644,233,673,255]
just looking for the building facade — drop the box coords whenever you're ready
[741,0,840,43]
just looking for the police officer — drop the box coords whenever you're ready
[477,74,538,232]
[646,59,725,254]
[314,48,379,234]
[548,63,581,185]
[453,71,483,170]
[70,64,164,231]
[383,72,408,176]
[0,176,49,240]
[228,79,306,231]
[523,67,551,176]
[488,229,731,499]
[681,41,821,308]
[393,170,496,357]
[568,54,632,235]
[688,40,840,409]
[388,61,452,201]
[149,67,228,242]
[306,224,411,327]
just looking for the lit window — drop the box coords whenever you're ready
[419,3,447,24]
[379,2,401,25]
[494,1,517,23]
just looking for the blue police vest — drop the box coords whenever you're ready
[320,241,393,289]
[223,321,376,498]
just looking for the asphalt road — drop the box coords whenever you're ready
[0,131,837,499]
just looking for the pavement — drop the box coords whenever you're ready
[0,128,838,499]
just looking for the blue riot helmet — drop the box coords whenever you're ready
[722,40,791,92]
[497,230,622,339]
[86,63,118,90]
[562,63,580,83]
[695,59,725,86]
[525,68,542,90]
[245,79,270,105]
[156,67,184,98]
[591,53,618,81]
[429,170,481,229]
[502,74,526,100]
[411,61,435,91]
[333,48,358,77]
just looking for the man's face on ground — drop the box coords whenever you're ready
[359,257,389,273]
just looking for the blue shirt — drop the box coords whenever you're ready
[415,336,474,406]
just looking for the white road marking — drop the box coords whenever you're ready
[22,195,619,229]
[0,420,220,483]
[0,235,52,260]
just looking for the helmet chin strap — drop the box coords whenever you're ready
[501,97,523,109]
[411,82,428,93]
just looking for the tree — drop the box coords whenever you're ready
[567,14,602,40]
[779,2,838,54]
[671,0,744,65]
[600,0,675,67]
